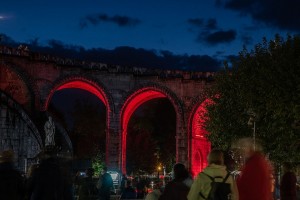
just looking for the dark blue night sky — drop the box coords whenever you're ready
[1,0,299,70]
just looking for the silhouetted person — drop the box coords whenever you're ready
[120,174,128,194]
[98,167,113,200]
[25,163,39,200]
[28,147,71,200]
[159,163,192,200]
[136,177,147,198]
[120,180,137,199]
[280,162,297,200]
[0,149,25,200]
[77,168,98,200]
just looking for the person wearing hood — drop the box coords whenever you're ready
[0,149,25,200]
[187,149,239,200]
[159,163,192,200]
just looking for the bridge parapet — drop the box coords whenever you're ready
[0,45,215,81]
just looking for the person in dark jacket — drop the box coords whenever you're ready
[120,180,137,199]
[0,149,25,200]
[27,147,72,200]
[98,167,113,200]
[280,162,297,200]
[77,167,98,200]
[158,163,192,200]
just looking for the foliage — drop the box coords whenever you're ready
[205,34,300,164]
[92,151,106,177]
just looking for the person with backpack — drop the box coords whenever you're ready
[187,149,238,200]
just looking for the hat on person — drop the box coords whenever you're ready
[0,150,15,163]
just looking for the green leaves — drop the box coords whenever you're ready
[206,35,300,163]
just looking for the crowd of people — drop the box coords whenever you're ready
[0,137,299,200]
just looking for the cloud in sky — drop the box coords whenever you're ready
[0,33,222,71]
[188,17,237,45]
[0,14,12,21]
[220,0,300,31]
[202,30,237,45]
[80,13,141,29]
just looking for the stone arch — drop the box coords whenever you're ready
[0,90,42,171]
[119,83,184,173]
[44,75,114,113]
[188,96,212,177]
[0,61,40,112]
[43,75,114,161]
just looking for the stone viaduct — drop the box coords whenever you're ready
[0,46,215,176]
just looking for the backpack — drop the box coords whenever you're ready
[100,173,113,189]
[199,172,231,200]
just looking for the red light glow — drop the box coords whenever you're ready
[121,89,166,173]
[56,81,108,106]
[45,79,111,164]
[190,98,213,177]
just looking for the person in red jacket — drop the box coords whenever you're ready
[236,138,273,200]
[280,162,297,200]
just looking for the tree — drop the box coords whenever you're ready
[206,35,300,164]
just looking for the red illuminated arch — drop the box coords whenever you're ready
[190,98,213,177]
[45,80,109,109]
[121,88,167,173]
[44,79,111,162]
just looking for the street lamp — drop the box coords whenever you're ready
[247,109,257,151]
[157,166,161,180]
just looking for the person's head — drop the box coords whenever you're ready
[27,164,39,178]
[126,180,132,187]
[86,167,95,177]
[0,149,15,164]
[101,166,108,174]
[208,149,224,165]
[282,162,293,173]
[173,163,188,180]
